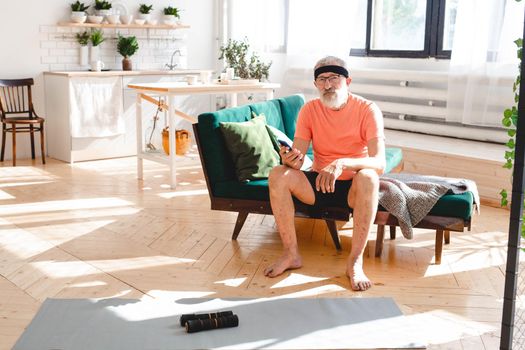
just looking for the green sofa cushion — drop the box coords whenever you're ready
[219,116,280,182]
[278,94,305,140]
[215,179,473,220]
[249,100,285,133]
[197,105,252,184]
[428,191,473,220]
[385,148,403,173]
[215,179,270,201]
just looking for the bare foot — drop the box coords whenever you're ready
[264,253,302,278]
[346,256,372,291]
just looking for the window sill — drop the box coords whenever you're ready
[385,129,505,164]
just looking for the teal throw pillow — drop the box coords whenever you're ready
[219,116,280,182]
[265,124,313,171]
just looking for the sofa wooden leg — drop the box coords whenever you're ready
[232,211,249,240]
[435,229,444,264]
[375,225,385,257]
[389,225,396,240]
[444,230,450,244]
[324,219,341,250]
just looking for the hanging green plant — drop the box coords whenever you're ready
[90,29,105,47]
[76,31,90,46]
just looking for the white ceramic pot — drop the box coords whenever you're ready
[90,45,100,63]
[79,46,89,66]
[106,14,120,24]
[163,14,176,25]
[138,13,151,21]
[70,14,87,23]
[120,14,133,25]
[96,9,111,17]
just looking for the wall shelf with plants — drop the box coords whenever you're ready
[57,22,190,30]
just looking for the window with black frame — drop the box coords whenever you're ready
[350,0,458,59]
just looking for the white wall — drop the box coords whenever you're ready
[0,0,216,161]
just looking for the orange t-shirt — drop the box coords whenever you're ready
[295,94,385,180]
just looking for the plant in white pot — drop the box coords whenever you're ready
[163,6,180,25]
[70,1,89,23]
[138,4,153,21]
[94,0,112,17]
[117,35,139,71]
[89,29,105,64]
[76,31,90,66]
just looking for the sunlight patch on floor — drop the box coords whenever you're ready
[158,189,208,199]
[0,197,135,216]
[214,277,247,287]
[88,256,196,272]
[270,273,329,289]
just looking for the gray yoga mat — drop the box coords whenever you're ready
[13,297,426,349]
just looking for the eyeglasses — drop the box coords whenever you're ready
[315,74,343,85]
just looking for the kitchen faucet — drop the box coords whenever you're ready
[165,50,181,70]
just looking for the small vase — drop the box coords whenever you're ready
[79,46,89,66]
[122,57,132,71]
[90,45,100,64]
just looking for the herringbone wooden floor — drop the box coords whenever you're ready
[0,151,512,349]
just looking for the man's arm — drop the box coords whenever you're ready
[279,137,310,170]
[316,137,386,193]
[335,137,386,175]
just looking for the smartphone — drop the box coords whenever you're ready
[278,139,292,149]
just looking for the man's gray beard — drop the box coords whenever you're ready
[320,90,348,109]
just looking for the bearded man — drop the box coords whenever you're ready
[264,56,386,291]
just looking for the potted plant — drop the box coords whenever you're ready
[219,38,272,81]
[138,4,153,21]
[70,1,88,23]
[76,31,90,66]
[163,6,180,25]
[71,1,89,15]
[117,35,139,71]
[94,0,112,17]
[89,29,105,63]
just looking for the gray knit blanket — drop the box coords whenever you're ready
[378,173,480,239]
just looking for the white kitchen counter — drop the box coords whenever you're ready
[44,71,215,163]
[44,69,212,78]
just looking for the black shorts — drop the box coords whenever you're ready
[301,171,352,208]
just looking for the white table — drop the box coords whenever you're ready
[127,81,281,188]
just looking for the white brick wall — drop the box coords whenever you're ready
[40,25,187,71]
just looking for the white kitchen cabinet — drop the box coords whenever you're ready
[44,71,205,163]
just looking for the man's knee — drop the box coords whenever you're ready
[354,169,379,189]
[269,165,294,190]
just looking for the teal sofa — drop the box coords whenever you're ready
[194,94,473,264]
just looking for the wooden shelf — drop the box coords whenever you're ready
[57,22,190,30]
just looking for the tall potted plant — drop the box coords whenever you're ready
[117,35,139,71]
[219,38,272,81]
[89,29,105,63]
[76,31,90,66]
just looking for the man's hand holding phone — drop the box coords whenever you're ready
[278,140,304,170]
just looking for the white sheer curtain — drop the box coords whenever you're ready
[287,0,365,56]
[227,0,286,52]
[446,0,524,127]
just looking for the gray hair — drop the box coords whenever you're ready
[314,56,348,70]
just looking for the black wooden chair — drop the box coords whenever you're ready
[0,78,45,166]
